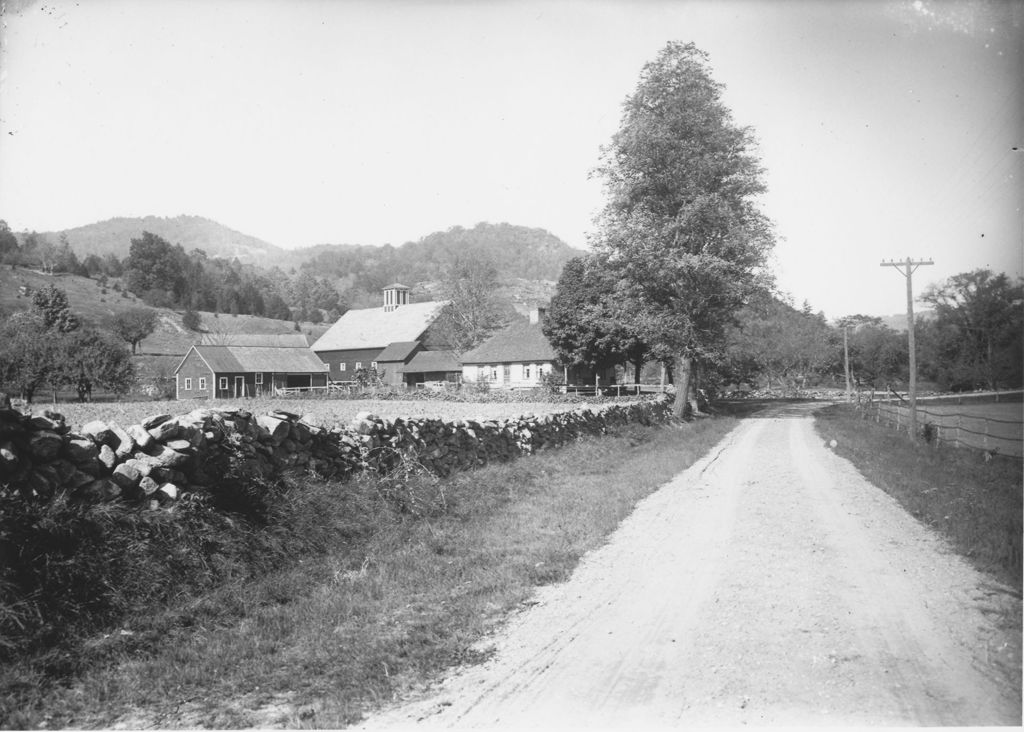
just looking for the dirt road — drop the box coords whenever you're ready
[359,403,1022,728]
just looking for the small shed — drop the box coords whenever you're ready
[374,341,460,387]
[174,344,329,399]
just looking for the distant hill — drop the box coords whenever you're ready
[32,215,284,264]
[22,217,583,313]
[290,222,582,308]
[878,310,935,332]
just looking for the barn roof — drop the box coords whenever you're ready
[181,345,328,374]
[311,301,448,352]
[375,341,421,363]
[404,349,460,373]
[460,320,557,364]
[198,333,314,347]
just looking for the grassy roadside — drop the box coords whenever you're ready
[2,416,738,729]
[813,403,1022,591]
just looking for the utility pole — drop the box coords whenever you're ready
[880,257,934,441]
[843,324,852,403]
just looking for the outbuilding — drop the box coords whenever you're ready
[174,343,329,399]
[460,308,615,389]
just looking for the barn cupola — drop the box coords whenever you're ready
[382,283,410,312]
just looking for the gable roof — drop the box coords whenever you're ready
[404,349,460,373]
[460,320,557,364]
[198,333,313,347]
[178,345,328,374]
[311,301,448,352]
[375,341,421,363]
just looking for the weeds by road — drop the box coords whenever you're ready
[814,403,1022,591]
[2,416,737,729]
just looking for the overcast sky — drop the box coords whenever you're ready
[0,0,1020,318]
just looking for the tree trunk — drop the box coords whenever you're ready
[691,359,705,415]
[673,354,694,419]
[633,356,643,384]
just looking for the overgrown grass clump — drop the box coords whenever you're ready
[815,403,1022,589]
[0,463,373,667]
[1,416,735,729]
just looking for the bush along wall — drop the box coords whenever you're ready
[0,396,674,507]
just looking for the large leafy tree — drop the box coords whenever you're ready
[123,231,189,303]
[544,255,649,382]
[108,307,159,354]
[919,269,1023,390]
[835,315,907,390]
[724,291,837,391]
[0,220,18,261]
[63,328,135,401]
[31,285,79,333]
[432,255,510,355]
[593,42,775,416]
[0,312,52,403]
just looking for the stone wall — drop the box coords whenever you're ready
[0,396,673,507]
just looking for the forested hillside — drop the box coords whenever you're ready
[2,218,578,320]
[294,222,579,308]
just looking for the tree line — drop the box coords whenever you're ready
[0,286,135,403]
[545,254,1021,397]
[0,224,345,324]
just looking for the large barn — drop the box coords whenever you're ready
[174,338,329,399]
[311,284,460,387]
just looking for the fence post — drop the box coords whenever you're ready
[984,419,990,452]
[955,413,961,448]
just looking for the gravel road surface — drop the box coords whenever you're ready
[359,403,1022,728]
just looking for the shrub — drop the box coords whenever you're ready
[182,309,202,331]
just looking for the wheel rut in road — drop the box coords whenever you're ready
[358,403,1022,728]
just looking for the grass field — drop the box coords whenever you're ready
[0,415,736,729]
[869,400,1023,457]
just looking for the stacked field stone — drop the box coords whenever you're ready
[0,395,673,507]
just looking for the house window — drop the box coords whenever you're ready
[490,366,498,381]
[503,365,511,383]
[478,365,486,381]
[255,372,264,385]
[219,377,228,391]
[524,365,531,380]
[339,362,346,372]
[355,362,363,370]
[184,377,193,390]
[370,361,378,370]
[198,377,207,390]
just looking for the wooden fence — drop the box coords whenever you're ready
[861,392,1023,459]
